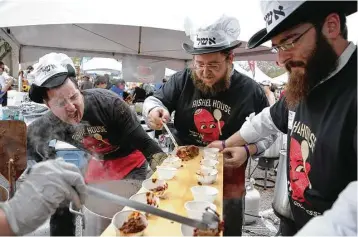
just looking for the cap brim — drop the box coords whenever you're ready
[29,73,68,104]
[41,73,68,88]
[247,1,357,49]
[183,40,242,55]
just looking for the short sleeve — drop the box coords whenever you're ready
[270,96,289,134]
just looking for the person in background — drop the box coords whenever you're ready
[208,1,356,235]
[104,74,112,89]
[110,79,128,99]
[0,61,13,106]
[157,78,167,90]
[94,75,108,89]
[24,65,35,85]
[143,15,271,236]
[79,75,93,90]
[142,83,155,97]
[133,84,147,103]
[260,80,276,105]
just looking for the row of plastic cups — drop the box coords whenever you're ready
[198,149,219,185]
[203,147,220,160]
[155,156,182,180]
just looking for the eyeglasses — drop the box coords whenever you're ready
[51,92,80,108]
[271,26,313,53]
[192,58,228,72]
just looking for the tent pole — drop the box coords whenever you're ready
[138,26,142,54]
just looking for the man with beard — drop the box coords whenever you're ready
[143,15,270,236]
[208,1,357,235]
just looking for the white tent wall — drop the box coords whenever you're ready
[273,72,288,84]
[82,57,122,72]
[253,62,272,83]
[1,0,355,78]
[233,62,253,78]
[0,0,278,76]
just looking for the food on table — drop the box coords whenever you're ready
[150,178,168,196]
[176,145,200,161]
[146,192,159,207]
[119,211,147,235]
[193,221,224,236]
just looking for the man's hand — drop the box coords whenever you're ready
[150,152,168,171]
[147,107,170,130]
[223,147,249,168]
[207,140,225,151]
[0,158,87,236]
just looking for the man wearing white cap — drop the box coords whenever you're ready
[143,15,271,235]
[208,1,357,235]
[26,53,166,235]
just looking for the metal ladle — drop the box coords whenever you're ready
[71,186,220,230]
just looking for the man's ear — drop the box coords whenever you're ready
[321,13,341,40]
[228,53,235,64]
[44,100,50,108]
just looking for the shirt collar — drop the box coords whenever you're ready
[320,41,356,83]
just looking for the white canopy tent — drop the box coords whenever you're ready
[233,62,253,78]
[252,62,273,84]
[165,68,177,77]
[0,0,278,80]
[82,57,122,73]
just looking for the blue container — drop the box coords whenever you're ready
[56,150,87,170]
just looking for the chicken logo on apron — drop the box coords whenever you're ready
[289,137,312,204]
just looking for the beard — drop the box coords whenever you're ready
[285,29,339,109]
[191,65,232,96]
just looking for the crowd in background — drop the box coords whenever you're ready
[77,74,168,104]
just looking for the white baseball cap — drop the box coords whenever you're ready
[29,53,76,103]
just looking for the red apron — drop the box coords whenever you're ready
[223,161,248,199]
[85,150,146,183]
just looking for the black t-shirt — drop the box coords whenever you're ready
[270,49,357,229]
[153,68,269,146]
[27,89,162,162]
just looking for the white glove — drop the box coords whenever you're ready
[0,158,87,236]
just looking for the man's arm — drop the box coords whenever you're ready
[0,209,14,236]
[112,99,165,169]
[0,76,13,93]
[0,159,87,236]
[295,181,357,236]
[226,97,289,147]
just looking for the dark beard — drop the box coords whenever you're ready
[191,66,232,96]
[285,29,338,109]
